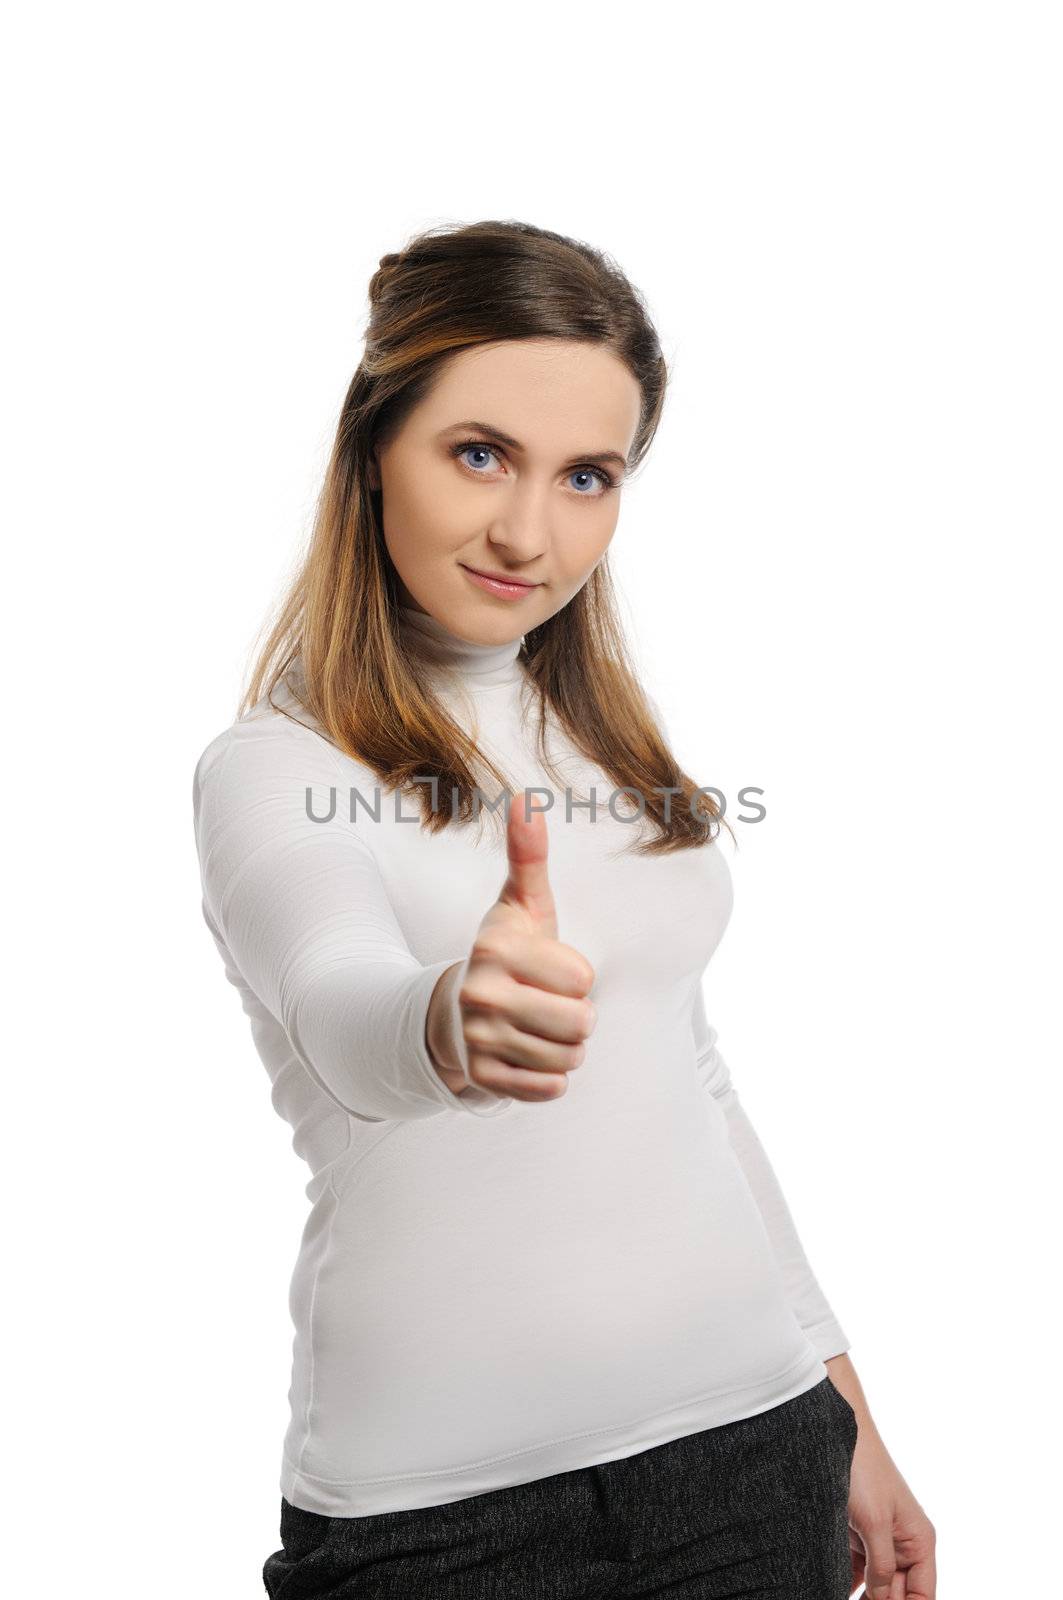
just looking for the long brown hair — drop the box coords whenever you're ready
[240,218,732,856]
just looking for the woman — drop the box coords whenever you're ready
[193,220,936,1599]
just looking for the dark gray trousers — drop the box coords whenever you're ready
[263,1375,858,1598]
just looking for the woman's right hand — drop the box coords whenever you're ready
[428,795,598,1104]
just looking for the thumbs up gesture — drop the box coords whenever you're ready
[429,795,598,1104]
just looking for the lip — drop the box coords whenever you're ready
[460,564,542,600]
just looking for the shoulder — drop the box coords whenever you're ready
[191,675,370,826]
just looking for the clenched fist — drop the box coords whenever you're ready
[427,793,597,1104]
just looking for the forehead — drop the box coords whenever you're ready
[412,338,643,452]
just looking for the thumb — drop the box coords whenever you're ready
[500,790,558,939]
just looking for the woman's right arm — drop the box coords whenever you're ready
[192,717,512,1123]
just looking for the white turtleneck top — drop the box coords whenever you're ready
[191,605,850,1516]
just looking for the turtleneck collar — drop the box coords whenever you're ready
[396,604,525,688]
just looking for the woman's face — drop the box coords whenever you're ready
[369,338,643,640]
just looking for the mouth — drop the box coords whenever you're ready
[459,564,542,600]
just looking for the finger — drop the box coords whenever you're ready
[501,791,558,938]
[470,1025,587,1076]
[470,922,595,1000]
[901,1550,936,1599]
[862,1529,899,1600]
[465,1006,594,1073]
[469,1057,570,1104]
[507,985,597,1044]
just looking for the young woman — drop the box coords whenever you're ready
[193,220,935,1599]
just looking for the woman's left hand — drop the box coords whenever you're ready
[825,1355,937,1599]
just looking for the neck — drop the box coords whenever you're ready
[396,604,524,688]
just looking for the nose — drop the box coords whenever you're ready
[483,479,554,563]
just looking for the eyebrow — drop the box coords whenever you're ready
[439,419,629,473]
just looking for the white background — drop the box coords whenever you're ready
[4,3,1059,1593]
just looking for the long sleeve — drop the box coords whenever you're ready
[192,716,512,1123]
[693,985,851,1363]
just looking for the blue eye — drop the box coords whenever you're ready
[458,444,500,473]
[450,439,618,497]
[569,468,607,495]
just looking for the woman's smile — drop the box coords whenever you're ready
[459,562,543,600]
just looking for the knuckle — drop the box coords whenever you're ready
[470,931,508,966]
[458,979,500,1015]
[540,1075,568,1100]
[509,1067,567,1104]
[462,1015,495,1047]
[465,1061,496,1093]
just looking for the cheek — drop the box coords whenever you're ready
[554,504,619,578]
[383,464,474,554]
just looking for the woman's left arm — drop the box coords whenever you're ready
[823,1352,937,1600]
[694,990,937,1599]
